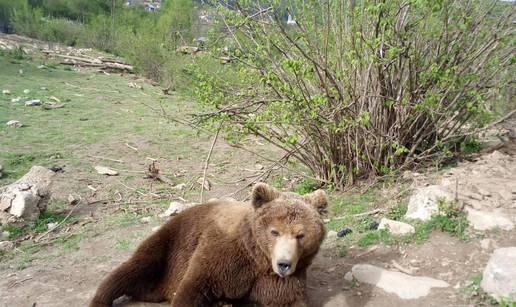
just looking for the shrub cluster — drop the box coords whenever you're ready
[192,0,515,187]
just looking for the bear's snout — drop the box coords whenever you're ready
[271,236,299,277]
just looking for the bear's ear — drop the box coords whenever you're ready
[303,189,328,215]
[251,183,280,209]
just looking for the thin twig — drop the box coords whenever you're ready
[34,199,85,243]
[125,143,138,151]
[200,128,221,203]
[325,208,384,223]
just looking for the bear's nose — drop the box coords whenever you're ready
[277,261,291,274]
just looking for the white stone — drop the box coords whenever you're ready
[10,97,21,103]
[140,217,151,223]
[481,247,516,301]
[378,218,415,235]
[24,99,41,106]
[23,89,30,94]
[6,120,23,128]
[405,185,453,221]
[326,230,338,239]
[2,89,11,95]
[344,271,353,282]
[47,222,58,229]
[94,166,119,176]
[159,201,198,218]
[349,264,449,299]
[465,207,514,231]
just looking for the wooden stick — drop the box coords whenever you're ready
[325,208,383,223]
[125,143,138,151]
[34,199,84,243]
[88,155,124,163]
[391,260,415,275]
[200,128,220,203]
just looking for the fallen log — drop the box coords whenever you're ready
[60,60,133,72]
[43,50,133,72]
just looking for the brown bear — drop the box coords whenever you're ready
[89,183,328,307]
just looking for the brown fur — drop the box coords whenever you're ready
[89,183,327,307]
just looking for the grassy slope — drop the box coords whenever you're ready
[0,53,206,185]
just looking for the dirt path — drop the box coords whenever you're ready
[1,220,515,307]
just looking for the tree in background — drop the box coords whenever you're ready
[158,0,195,46]
[0,0,27,33]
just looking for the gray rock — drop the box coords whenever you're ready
[481,247,516,301]
[349,264,449,299]
[94,166,119,176]
[25,99,42,106]
[0,166,54,225]
[465,207,514,231]
[405,185,453,221]
[378,218,415,235]
[6,120,23,128]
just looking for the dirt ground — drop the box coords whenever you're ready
[1,34,515,307]
[1,216,515,307]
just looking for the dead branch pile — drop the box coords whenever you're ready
[44,51,133,72]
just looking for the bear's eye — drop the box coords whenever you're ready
[296,234,305,240]
[270,230,280,237]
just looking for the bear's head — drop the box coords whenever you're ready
[250,183,327,278]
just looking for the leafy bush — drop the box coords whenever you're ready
[192,0,515,187]
[40,17,84,45]
[11,3,44,38]
[0,0,28,32]
[79,13,116,51]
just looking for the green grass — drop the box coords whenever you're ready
[1,224,24,238]
[294,178,319,195]
[113,232,145,251]
[0,52,208,187]
[325,186,471,250]
[104,211,143,228]
[386,203,408,221]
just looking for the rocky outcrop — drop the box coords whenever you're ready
[405,151,516,231]
[0,166,54,225]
